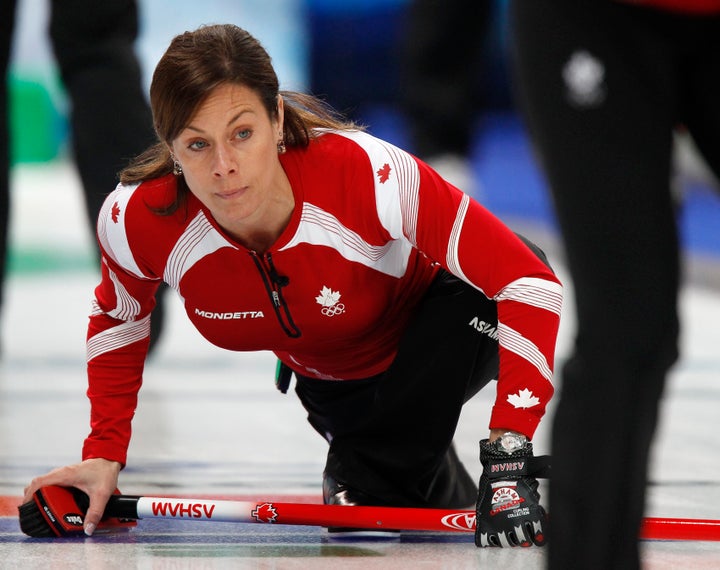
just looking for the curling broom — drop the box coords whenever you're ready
[17,485,720,542]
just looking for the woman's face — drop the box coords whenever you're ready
[170,83,285,236]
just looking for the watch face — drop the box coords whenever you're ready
[499,432,527,453]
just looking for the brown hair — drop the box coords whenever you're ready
[120,24,361,211]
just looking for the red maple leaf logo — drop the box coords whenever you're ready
[111,201,121,224]
[376,163,391,184]
[251,502,278,523]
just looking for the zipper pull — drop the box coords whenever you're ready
[272,290,281,307]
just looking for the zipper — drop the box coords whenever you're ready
[250,251,301,338]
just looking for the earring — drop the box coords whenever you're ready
[169,152,183,176]
[277,139,286,155]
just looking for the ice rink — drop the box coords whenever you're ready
[0,158,718,568]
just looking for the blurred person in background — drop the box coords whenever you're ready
[0,0,166,352]
[399,0,493,196]
[509,0,720,567]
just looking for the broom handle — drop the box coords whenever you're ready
[105,495,720,541]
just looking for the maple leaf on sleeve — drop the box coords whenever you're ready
[376,163,391,183]
[111,201,121,224]
[507,388,541,409]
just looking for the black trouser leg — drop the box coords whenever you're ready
[400,0,492,157]
[296,270,499,507]
[510,1,689,566]
[49,0,155,229]
[49,0,167,350]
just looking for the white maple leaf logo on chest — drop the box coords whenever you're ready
[507,388,541,409]
[316,286,341,308]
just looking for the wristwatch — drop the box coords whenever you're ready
[495,431,528,454]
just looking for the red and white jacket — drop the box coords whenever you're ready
[82,130,563,465]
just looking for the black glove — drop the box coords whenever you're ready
[475,436,548,547]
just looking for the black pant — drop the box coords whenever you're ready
[510,1,720,568]
[295,270,499,508]
[1,0,155,300]
[400,0,492,157]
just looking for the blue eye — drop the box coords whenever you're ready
[189,140,208,151]
[236,129,251,140]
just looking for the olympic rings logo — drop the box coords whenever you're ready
[321,303,345,317]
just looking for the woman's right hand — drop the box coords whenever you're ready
[23,458,122,535]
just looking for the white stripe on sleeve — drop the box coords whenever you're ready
[86,315,151,362]
[494,277,563,316]
[497,322,554,384]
